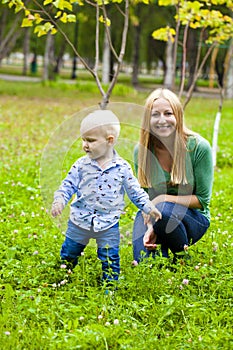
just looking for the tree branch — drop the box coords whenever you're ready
[99,0,129,109]
[183,42,216,109]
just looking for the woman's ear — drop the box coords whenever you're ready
[107,135,115,145]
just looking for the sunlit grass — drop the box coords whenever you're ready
[0,81,232,349]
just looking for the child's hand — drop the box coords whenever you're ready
[149,207,162,222]
[51,200,64,217]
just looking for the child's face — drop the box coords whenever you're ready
[81,127,112,161]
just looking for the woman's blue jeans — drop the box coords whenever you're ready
[60,220,120,282]
[132,202,210,262]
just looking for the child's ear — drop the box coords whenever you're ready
[107,135,115,144]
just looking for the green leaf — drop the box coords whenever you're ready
[43,0,53,5]
[21,18,33,27]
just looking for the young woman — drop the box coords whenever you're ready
[132,88,213,263]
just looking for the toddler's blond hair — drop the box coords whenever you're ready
[80,110,120,139]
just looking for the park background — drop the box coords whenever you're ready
[0,1,233,349]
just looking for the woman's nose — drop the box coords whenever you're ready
[158,114,166,122]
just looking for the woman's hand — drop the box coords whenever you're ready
[143,223,157,250]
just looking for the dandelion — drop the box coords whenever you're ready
[182,279,189,285]
[113,319,119,325]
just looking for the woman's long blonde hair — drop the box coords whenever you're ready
[138,88,194,187]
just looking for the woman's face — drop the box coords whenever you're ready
[150,98,177,139]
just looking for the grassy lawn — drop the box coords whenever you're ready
[0,80,232,349]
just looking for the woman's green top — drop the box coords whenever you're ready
[134,135,213,221]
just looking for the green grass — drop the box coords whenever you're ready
[0,80,233,349]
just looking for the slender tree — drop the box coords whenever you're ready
[152,0,233,108]
[1,0,130,108]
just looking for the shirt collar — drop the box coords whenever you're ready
[82,149,123,169]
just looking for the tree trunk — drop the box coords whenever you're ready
[0,13,22,62]
[164,39,173,89]
[43,32,55,81]
[131,23,141,87]
[102,27,110,84]
[224,40,233,99]
[22,27,30,75]
[186,29,198,91]
[209,46,219,88]
[54,40,66,75]
[71,18,78,79]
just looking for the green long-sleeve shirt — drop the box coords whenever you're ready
[134,135,213,221]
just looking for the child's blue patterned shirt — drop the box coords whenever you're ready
[54,151,154,232]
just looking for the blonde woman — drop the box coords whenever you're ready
[132,88,213,263]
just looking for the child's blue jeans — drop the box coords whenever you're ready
[60,220,120,282]
[132,202,210,262]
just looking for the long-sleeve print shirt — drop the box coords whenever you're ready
[54,152,154,231]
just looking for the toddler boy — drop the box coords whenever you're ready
[51,110,161,283]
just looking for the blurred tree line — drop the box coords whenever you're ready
[0,0,232,97]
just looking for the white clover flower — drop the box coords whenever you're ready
[182,279,189,285]
[60,264,67,269]
[60,279,67,286]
